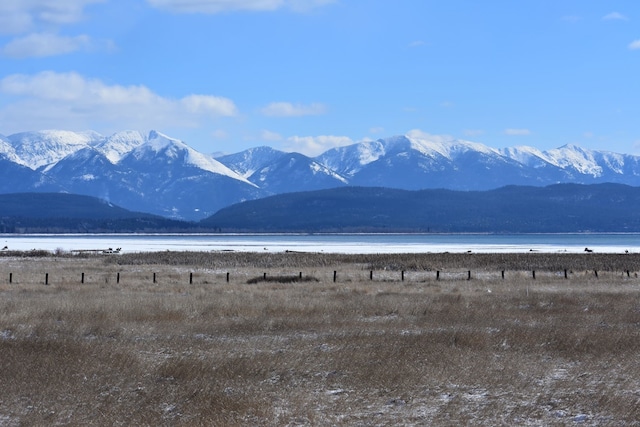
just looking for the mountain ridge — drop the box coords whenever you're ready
[2,128,640,220]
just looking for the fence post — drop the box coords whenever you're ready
[594,270,598,278]
[370,270,373,280]
[45,273,49,285]
[333,271,337,282]
[299,272,302,279]
[81,272,84,284]
[627,270,630,278]
[401,270,405,281]
[190,272,193,284]
[532,270,536,280]
[117,272,120,284]
[9,272,12,284]
[467,270,471,280]
[436,271,440,280]
[153,272,156,283]
[501,270,505,279]
[227,272,230,282]
[564,269,568,279]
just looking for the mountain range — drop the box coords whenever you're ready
[2,129,640,220]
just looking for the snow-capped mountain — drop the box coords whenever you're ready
[3,128,640,220]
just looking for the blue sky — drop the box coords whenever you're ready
[0,0,639,156]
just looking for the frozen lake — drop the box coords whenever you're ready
[1,233,639,254]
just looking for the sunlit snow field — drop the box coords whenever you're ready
[1,233,639,254]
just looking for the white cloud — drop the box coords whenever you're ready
[629,40,640,50]
[284,135,353,156]
[146,0,334,14]
[261,101,326,117]
[181,94,238,117]
[0,71,237,134]
[0,0,104,34]
[2,32,92,58]
[369,127,384,135]
[504,128,531,136]
[260,130,283,141]
[463,129,485,137]
[602,12,628,21]
[406,129,454,143]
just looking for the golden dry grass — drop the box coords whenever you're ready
[0,251,639,425]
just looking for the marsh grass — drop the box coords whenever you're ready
[0,252,639,425]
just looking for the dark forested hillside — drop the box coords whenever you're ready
[201,184,640,233]
[0,193,195,233]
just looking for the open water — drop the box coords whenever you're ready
[1,233,639,254]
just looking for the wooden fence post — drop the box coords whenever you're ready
[370,270,373,280]
[467,270,471,280]
[81,272,84,284]
[190,272,193,284]
[227,272,230,282]
[117,272,120,284]
[9,272,12,284]
[564,269,568,279]
[333,271,337,282]
[401,270,405,281]
[594,270,598,278]
[45,273,49,285]
[532,270,536,280]
[153,272,156,283]
[436,271,440,280]
[501,270,504,279]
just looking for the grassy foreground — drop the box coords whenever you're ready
[1,251,639,426]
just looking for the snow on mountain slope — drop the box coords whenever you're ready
[125,130,256,186]
[7,130,105,170]
[0,135,23,164]
[216,146,287,178]
[405,132,500,160]
[95,130,146,163]
[316,139,388,177]
[544,144,603,176]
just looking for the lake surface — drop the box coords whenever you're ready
[1,233,639,254]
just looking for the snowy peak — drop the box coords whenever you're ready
[95,130,146,163]
[216,146,286,178]
[124,130,256,185]
[544,144,603,176]
[7,130,105,169]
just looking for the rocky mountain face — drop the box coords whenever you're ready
[2,129,640,220]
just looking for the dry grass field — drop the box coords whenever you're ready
[1,251,640,426]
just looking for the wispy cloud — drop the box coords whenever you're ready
[406,129,454,143]
[284,135,353,156]
[504,128,531,136]
[0,71,237,134]
[145,0,335,14]
[629,40,640,50]
[2,33,93,58]
[261,101,326,117]
[0,0,105,34]
[260,129,283,141]
[408,40,425,48]
[602,12,628,21]
[464,129,485,137]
